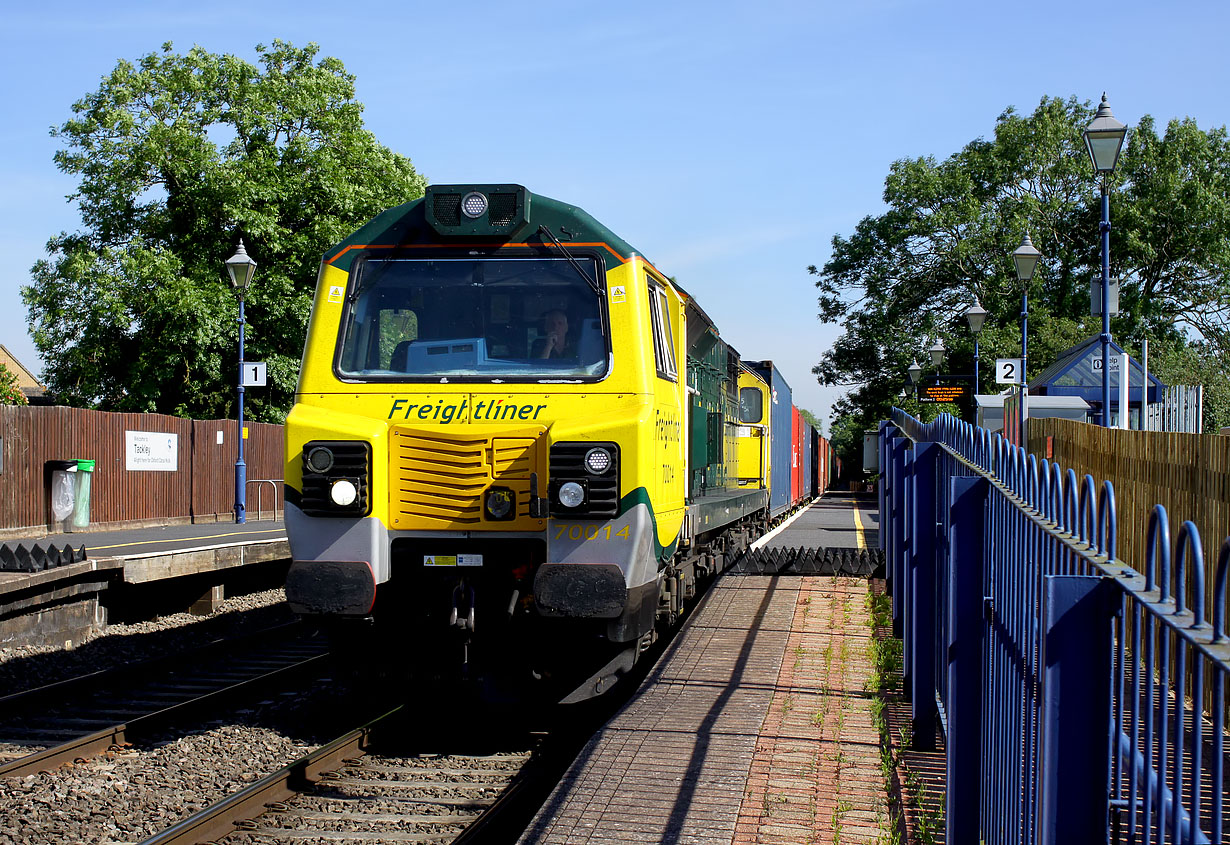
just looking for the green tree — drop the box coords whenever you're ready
[24,41,427,421]
[812,95,1230,441]
[0,363,28,406]
[826,410,864,484]
[798,407,824,434]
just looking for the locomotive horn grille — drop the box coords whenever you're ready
[424,184,530,238]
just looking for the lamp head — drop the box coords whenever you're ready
[1012,232,1042,283]
[963,298,988,334]
[1083,93,1127,174]
[908,359,923,384]
[929,339,946,368]
[225,238,258,295]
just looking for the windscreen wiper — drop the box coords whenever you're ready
[538,225,603,296]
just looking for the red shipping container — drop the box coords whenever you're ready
[791,405,803,505]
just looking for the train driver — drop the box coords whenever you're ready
[533,308,575,359]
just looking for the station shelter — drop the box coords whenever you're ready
[1027,335,1165,428]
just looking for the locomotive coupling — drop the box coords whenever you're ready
[449,582,476,632]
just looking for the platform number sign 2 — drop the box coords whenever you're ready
[996,358,1022,385]
[241,361,267,387]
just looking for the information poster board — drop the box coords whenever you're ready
[918,376,973,405]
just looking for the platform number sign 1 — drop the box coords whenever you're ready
[996,358,1022,385]
[241,361,267,387]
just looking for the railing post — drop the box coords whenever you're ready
[879,421,893,554]
[900,442,915,688]
[891,437,909,640]
[910,441,939,750]
[947,475,988,842]
[1038,575,1113,844]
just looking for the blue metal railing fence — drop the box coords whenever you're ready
[882,409,1230,844]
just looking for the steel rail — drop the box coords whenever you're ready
[0,652,328,777]
[139,707,401,845]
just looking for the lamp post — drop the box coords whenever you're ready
[1084,93,1128,426]
[225,239,257,524]
[1012,233,1042,445]
[963,298,988,389]
[908,358,922,399]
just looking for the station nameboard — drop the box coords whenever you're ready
[918,376,972,405]
[125,430,179,471]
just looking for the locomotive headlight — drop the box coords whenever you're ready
[330,478,359,507]
[484,487,514,520]
[461,191,488,219]
[583,447,612,475]
[557,481,585,508]
[305,446,334,474]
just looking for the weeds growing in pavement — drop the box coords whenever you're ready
[872,807,903,845]
[905,770,941,845]
[831,798,854,843]
[865,588,908,845]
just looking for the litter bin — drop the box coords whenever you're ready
[71,459,95,531]
[44,459,95,533]
[45,460,77,532]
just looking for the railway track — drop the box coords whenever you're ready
[136,705,544,845]
[133,626,672,845]
[1,570,694,843]
[0,623,330,778]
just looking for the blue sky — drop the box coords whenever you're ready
[3,0,1227,427]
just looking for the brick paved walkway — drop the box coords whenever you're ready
[519,575,889,844]
[735,578,887,844]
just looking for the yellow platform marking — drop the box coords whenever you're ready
[853,505,866,550]
[89,529,285,551]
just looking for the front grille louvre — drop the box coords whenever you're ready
[550,442,619,517]
[390,430,544,528]
[392,432,487,525]
[301,442,371,517]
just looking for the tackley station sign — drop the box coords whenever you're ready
[125,430,179,471]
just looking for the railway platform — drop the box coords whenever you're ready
[0,520,288,649]
[519,493,899,845]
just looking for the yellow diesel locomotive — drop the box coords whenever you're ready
[283,184,807,701]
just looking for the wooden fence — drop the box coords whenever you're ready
[1028,418,1230,577]
[0,405,284,537]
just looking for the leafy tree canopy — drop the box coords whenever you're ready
[24,41,427,421]
[798,407,823,434]
[813,95,1230,459]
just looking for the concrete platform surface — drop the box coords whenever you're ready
[758,493,878,551]
[0,520,289,648]
[2,519,286,560]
